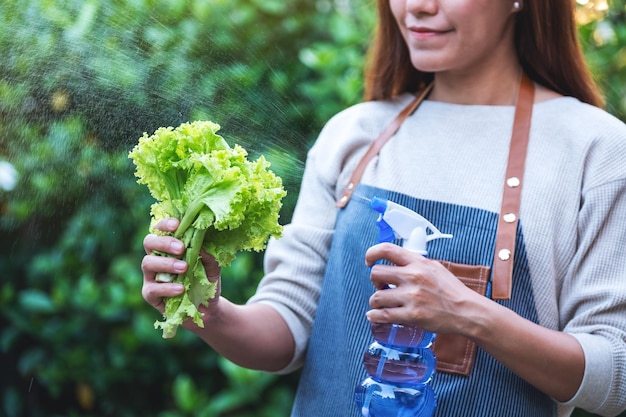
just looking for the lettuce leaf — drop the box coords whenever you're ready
[129,121,286,338]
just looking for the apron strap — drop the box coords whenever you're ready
[491,73,534,299]
[336,83,433,208]
[334,74,535,300]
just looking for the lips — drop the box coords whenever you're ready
[407,25,451,40]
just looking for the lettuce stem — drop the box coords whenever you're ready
[184,226,208,275]
[175,198,206,239]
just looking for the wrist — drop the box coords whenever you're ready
[458,293,501,342]
[180,295,225,333]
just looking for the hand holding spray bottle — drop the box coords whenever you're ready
[354,197,452,417]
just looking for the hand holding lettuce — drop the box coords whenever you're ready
[129,121,286,338]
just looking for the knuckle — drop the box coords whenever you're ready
[370,290,383,305]
[141,256,152,273]
[370,290,391,309]
[378,307,394,322]
[407,287,422,301]
[143,233,160,251]
[369,295,379,309]
[157,217,178,232]
[141,284,155,302]
[379,242,396,256]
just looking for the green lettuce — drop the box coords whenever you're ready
[129,121,286,338]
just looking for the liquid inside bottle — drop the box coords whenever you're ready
[354,377,437,417]
[371,323,435,349]
[362,341,436,385]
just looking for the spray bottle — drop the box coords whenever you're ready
[354,197,453,417]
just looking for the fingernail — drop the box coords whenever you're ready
[166,218,178,229]
[170,241,184,253]
[173,260,187,271]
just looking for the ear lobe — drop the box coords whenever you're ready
[512,1,523,12]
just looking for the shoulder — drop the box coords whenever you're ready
[532,96,626,158]
[308,93,416,160]
[303,93,416,191]
[535,96,626,137]
[536,97,626,189]
[320,93,416,137]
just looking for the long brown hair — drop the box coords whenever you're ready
[364,0,604,108]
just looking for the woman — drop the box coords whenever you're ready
[141,0,626,416]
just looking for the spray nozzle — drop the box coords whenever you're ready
[371,197,452,255]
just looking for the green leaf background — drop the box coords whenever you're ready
[0,0,624,416]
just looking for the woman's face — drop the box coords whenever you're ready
[389,0,519,75]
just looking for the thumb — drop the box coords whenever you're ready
[200,250,221,283]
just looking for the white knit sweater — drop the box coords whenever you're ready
[248,94,626,416]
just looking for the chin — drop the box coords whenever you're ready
[409,54,450,74]
[411,62,447,73]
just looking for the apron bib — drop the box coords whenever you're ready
[291,184,556,417]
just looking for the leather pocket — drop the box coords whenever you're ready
[432,261,490,377]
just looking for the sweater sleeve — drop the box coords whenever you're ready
[245,143,338,374]
[559,129,626,416]
[245,97,409,374]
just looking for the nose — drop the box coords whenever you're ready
[405,0,439,16]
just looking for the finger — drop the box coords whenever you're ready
[366,304,409,325]
[141,254,187,281]
[369,287,403,310]
[369,263,402,289]
[142,281,184,312]
[153,217,180,233]
[367,287,426,325]
[365,242,422,268]
[143,233,185,256]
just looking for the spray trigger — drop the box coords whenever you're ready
[371,197,452,255]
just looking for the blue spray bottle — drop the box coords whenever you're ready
[354,197,453,417]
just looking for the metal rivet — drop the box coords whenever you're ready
[498,249,511,261]
[507,177,520,188]
[503,213,517,223]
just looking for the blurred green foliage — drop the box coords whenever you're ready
[0,0,624,416]
[577,0,626,120]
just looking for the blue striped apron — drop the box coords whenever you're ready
[290,183,555,417]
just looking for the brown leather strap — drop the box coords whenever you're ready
[491,73,535,299]
[334,74,535,300]
[336,83,433,208]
